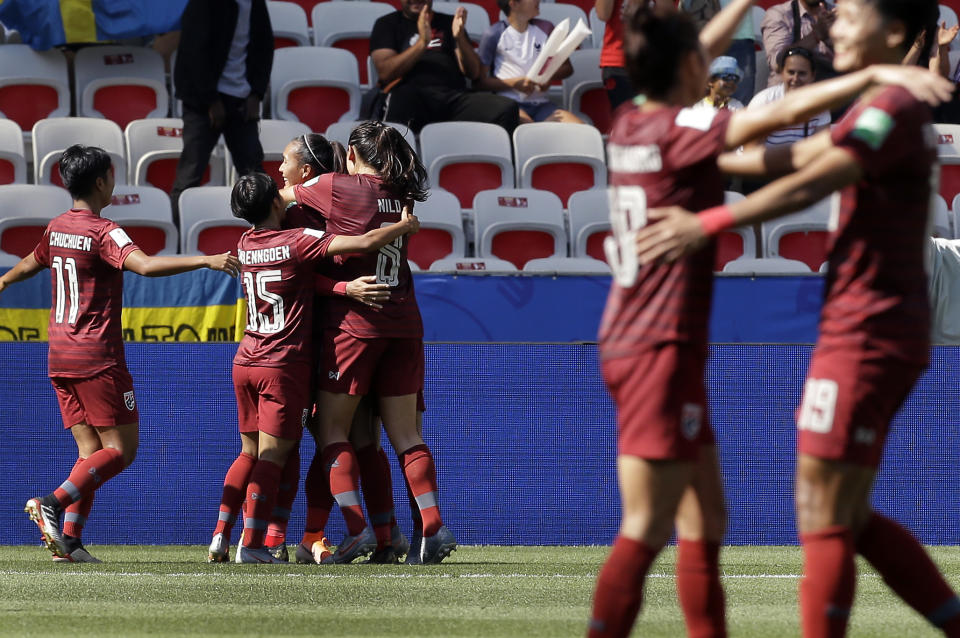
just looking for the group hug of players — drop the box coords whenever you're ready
[1,120,456,567]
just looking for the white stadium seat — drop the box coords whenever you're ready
[268,0,311,48]
[311,2,394,86]
[325,120,418,154]
[178,187,248,255]
[513,122,606,206]
[473,188,567,269]
[420,122,514,209]
[429,256,518,273]
[567,188,609,262]
[73,46,168,129]
[270,47,361,133]
[0,44,70,150]
[0,184,71,265]
[125,118,226,192]
[522,256,611,274]
[105,185,179,255]
[0,119,27,185]
[33,117,127,187]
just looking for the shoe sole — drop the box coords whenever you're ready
[25,500,66,558]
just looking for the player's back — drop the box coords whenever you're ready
[822,85,935,363]
[235,226,334,366]
[599,104,731,360]
[33,209,139,378]
[298,172,422,339]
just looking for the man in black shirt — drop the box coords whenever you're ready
[370,0,519,133]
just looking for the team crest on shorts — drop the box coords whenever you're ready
[123,390,136,411]
[680,403,703,440]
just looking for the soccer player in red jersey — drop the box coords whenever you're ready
[209,172,419,564]
[586,2,956,636]
[0,145,240,562]
[279,121,456,565]
[633,1,960,636]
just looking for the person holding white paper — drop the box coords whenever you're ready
[476,0,583,123]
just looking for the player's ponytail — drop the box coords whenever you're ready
[623,3,701,100]
[294,134,348,178]
[348,121,429,202]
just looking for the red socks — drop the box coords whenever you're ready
[242,459,283,549]
[587,535,657,638]
[265,447,300,547]
[212,452,256,537]
[399,444,442,537]
[303,450,334,535]
[676,540,727,638]
[357,444,395,548]
[856,513,960,637]
[800,526,856,638]
[52,447,125,507]
[322,442,366,536]
[63,458,95,539]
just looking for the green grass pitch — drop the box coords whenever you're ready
[1,545,958,637]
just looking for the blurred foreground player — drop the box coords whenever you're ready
[586,0,957,635]
[0,145,240,562]
[208,173,418,563]
[633,1,960,635]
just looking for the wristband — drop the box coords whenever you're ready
[697,205,736,236]
[333,281,348,296]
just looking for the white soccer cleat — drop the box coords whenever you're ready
[207,533,230,563]
[237,544,289,564]
[25,497,66,558]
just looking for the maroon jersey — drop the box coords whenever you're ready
[823,86,935,365]
[599,104,732,360]
[294,172,423,339]
[234,227,334,367]
[32,209,139,378]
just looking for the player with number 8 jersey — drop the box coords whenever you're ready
[0,145,240,563]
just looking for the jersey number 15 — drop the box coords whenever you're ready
[243,270,285,334]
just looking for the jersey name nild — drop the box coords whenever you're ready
[238,245,291,265]
[49,231,93,252]
[377,198,403,214]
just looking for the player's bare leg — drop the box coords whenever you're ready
[318,391,375,563]
[26,421,135,559]
[209,431,258,563]
[674,445,727,637]
[381,394,454,564]
[587,456,695,638]
[797,455,960,637]
[236,431,298,564]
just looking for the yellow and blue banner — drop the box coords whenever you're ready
[0,0,188,51]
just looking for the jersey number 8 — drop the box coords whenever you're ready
[376,235,403,286]
[605,185,647,288]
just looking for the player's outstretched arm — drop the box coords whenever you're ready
[700,0,755,61]
[635,144,861,265]
[326,206,420,256]
[717,129,832,178]
[122,250,241,277]
[0,253,45,295]
[724,65,953,149]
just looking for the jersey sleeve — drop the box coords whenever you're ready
[293,173,334,219]
[99,221,140,270]
[297,228,334,265]
[32,226,51,267]
[663,107,732,170]
[315,274,348,296]
[831,88,923,178]
[477,23,503,67]
[370,13,397,52]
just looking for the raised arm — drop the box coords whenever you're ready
[723,64,953,149]
[700,0,755,61]
[0,253,44,295]
[371,10,431,85]
[123,251,240,277]
[326,207,420,256]
[453,8,482,80]
[717,129,833,178]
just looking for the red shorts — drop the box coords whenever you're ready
[797,347,923,466]
[602,344,714,460]
[233,362,311,439]
[319,329,424,397]
[51,365,139,429]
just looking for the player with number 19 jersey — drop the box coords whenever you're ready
[599,103,733,460]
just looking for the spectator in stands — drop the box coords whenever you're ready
[720,0,756,105]
[475,0,582,124]
[170,0,273,225]
[748,46,829,146]
[694,55,745,111]
[761,0,836,88]
[595,0,635,112]
[370,0,519,133]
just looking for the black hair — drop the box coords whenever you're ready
[291,133,347,177]
[867,0,939,55]
[231,173,278,226]
[497,0,511,17]
[623,4,701,100]
[59,144,112,199]
[776,46,815,74]
[348,121,429,202]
